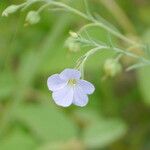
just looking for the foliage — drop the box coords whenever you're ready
[0,0,150,150]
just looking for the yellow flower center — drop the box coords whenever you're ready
[68,79,77,86]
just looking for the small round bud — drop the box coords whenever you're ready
[69,31,78,38]
[65,37,80,52]
[104,59,122,77]
[2,5,20,17]
[25,11,40,25]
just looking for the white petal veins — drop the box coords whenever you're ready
[52,85,74,107]
[73,85,88,107]
[78,79,95,94]
[59,68,81,80]
[47,74,67,91]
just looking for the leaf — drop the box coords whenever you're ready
[18,51,39,87]
[73,108,102,125]
[0,71,15,100]
[37,139,83,150]
[83,119,127,149]
[137,66,150,105]
[0,129,37,150]
[13,104,78,142]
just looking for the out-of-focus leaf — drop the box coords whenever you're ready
[37,139,84,150]
[137,30,150,105]
[83,119,127,149]
[137,29,150,105]
[73,108,102,126]
[139,6,150,25]
[143,29,150,58]
[13,104,78,142]
[138,66,150,105]
[0,72,15,100]
[18,51,39,87]
[0,129,37,150]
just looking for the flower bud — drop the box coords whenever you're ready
[25,11,40,25]
[104,59,122,77]
[65,37,80,52]
[2,5,20,17]
[69,31,78,38]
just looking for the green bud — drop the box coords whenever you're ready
[2,5,20,17]
[65,37,80,52]
[69,31,78,38]
[26,11,40,25]
[104,59,122,77]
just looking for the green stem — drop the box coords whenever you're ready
[49,1,142,47]
[76,46,105,69]
[37,3,51,13]
[76,42,150,69]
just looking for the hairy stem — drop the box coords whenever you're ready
[49,1,142,47]
[76,37,150,69]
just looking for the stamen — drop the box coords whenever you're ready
[68,79,77,85]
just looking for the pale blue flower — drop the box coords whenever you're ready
[47,68,95,107]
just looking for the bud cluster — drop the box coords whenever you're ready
[65,31,80,52]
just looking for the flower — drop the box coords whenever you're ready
[47,68,95,107]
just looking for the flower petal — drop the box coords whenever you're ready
[73,85,88,107]
[52,85,73,107]
[60,68,81,80]
[78,80,95,94]
[47,74,67,91]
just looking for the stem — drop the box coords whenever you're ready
[22,0,43,11]
[50,1,88,20]
[37,3,51,13]
[113,47,150,64]
[100,0,136,34]
[76,42,150,70]
[49,1,142,47]
[114,54,123,62]
[76,46,106,68]
[47,1,148,66]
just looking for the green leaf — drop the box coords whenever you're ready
[0,71,15,100]
[73,108,102,125]
[138,66,150,105]
[18,51,39,87]
[0,129,37,150]
[83,119,127,149]
[13,104,78,142]
[37,139,83,150]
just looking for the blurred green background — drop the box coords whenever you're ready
[0,0,150,150]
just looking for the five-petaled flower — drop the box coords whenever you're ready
[47,68,95,107]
